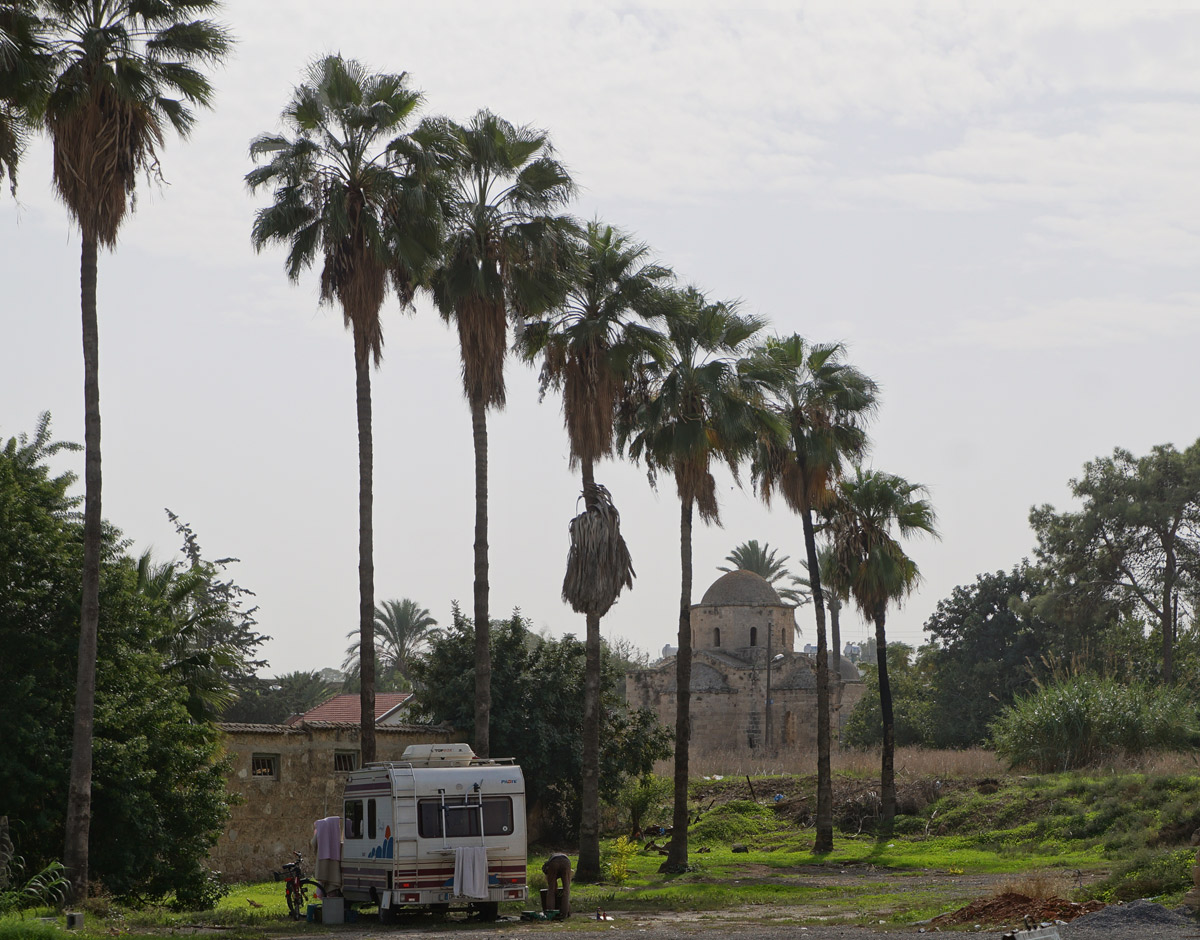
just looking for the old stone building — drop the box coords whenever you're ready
[211,695,456,882]
[626,570,864,756]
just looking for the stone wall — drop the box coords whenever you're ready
[212,722,456,882]
[691,603,795,655]
[627,652,864,757]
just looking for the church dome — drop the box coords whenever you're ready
[699,569,784,607]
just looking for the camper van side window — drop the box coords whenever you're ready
[367,798,377,839]
[345,800,364,839]
[417,797,514,838]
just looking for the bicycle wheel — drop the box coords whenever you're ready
[286,882,302,919]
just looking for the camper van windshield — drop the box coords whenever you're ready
[418,797,513,839]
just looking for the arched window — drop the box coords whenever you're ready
[750,626,758,647]
[714,628,721,647]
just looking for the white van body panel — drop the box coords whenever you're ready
[338,747,527,914]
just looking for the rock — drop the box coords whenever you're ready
[731,843,749,853]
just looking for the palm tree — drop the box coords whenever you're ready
[518,220,670,880]
[826,467,938,835]
[39,0,231,902]
[718,539,807,606]
[429,109,574,757]
[342,598,439,690]
[247,55,443,765]
[618,288,777,872]
[0,0,46,194]
[752,336,877,854]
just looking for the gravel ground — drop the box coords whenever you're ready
[263,900,1200,940]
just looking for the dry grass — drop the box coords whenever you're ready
[670,746,1005,779]
[994,870,1078,900]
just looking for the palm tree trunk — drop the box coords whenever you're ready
[64,231,101,904]
[471,398,491,758]
[799,490,833,854]
[355,347,376,764]
[829,597,842,743]
[662,496,693,873]
[829,599,841,675]
[576,458,602,882]
[874,602,895,835]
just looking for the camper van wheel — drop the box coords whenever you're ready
[473,902,499,921]
[429,903,449,918]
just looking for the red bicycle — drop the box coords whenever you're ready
[278,852,323,919]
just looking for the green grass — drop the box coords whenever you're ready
[8,768,1199,936]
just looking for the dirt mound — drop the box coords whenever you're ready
[928,892,1106,927]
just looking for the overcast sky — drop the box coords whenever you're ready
[3,1,1199,677]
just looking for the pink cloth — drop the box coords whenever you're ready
[314,815,342,860]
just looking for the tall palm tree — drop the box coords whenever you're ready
[247,55,444,765]
[0,0,46,194]
[752,336,877,853]
[342,598,439,689]
[429,109,574,757]
[618,288,777,872]
[518,220,670,880]
[39,0,231,902]
[826,467,938,835]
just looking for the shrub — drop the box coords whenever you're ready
[990,675,1199,772]
[1086,847,1197,902]
[615,775,672,835]
[600,836,638,884]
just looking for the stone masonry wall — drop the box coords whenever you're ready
[627,653,864,757]
[212,723,455,883]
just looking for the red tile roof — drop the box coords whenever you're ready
[292,693,412,725]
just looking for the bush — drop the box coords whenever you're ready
[1086,847,1197,902]
[615,775,672,835]
[600,836,638,884]
[990,675,1199,771]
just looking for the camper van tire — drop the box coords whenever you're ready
[472,902,499,921]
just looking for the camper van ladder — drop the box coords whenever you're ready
[437,782,486,848]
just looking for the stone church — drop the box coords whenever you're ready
[626,569,864,756]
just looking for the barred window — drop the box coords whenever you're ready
[251,754,279,778]
[334,751,359,772]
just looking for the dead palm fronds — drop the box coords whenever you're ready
[562,483,635,617]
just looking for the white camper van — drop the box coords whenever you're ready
[338,743,528,920]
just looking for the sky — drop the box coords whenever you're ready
[3,1,1199,677]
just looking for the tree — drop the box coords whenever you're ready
[518,219,669,879]
[409,606,671,839]
[752,337,877,853]
[38,0,231,901]
[921,565,1057,747]
[826,467,938,835]
[841,642,936,750]
[222,670,336,724]
[0,416,231,905]
[429,109,574,757]
[618,288,775,872]
[1030,442,1200,685]
[133,512,266,722]
[719,539,806,606]
[247,55,443,764]
[341,598,438,691]
[0,0,46,194]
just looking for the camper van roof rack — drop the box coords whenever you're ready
[360,744,518,769]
